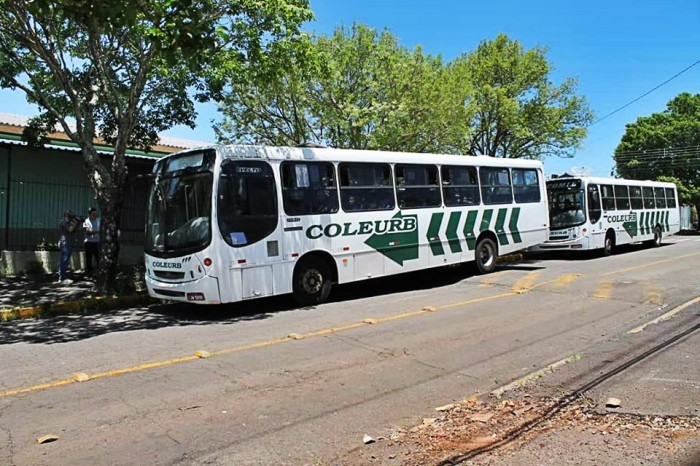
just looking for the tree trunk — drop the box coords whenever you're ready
[96,186,125,293]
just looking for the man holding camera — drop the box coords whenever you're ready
[58,210,80,283]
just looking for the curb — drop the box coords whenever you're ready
[496,252,528,263]
[0,294,157,322]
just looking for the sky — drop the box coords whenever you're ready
[2,0,699,178]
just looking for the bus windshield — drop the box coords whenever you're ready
[547,179,586,229]
[146,151,214,256]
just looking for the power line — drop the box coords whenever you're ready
[590,58,700,126]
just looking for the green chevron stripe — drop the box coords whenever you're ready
[509,207,522,243]
[495,209,509,246]
[665,210,670,231]
[463,210,478,251]
[427,212,445,256]
[480,209,494,233]
[446,211,462,253]
[655,210,661,228]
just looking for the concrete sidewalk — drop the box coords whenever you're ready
[0,272,154,320]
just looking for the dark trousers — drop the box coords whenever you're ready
[85,242,99,275]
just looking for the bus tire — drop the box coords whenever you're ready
[602,231,615,257]
[293,256,332,306]
[475,237,498,274]
[646,226,662,248]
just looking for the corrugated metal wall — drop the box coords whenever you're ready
[0,144,155,251]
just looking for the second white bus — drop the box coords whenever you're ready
[530,175,680,255]
[144,145,549,305]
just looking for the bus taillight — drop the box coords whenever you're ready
[203,258,213,266]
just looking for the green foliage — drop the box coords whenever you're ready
[217,29,591,159]
[0,0,312,291]
[35,237,59,251]
[615,93,700,184]
[456,35,593,158]
[216,23,473,153]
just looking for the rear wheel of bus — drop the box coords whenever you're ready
[475,237,498,274]
[645,226,662,248]
[293,256,333,306]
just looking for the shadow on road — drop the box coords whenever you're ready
[0,263,506,345]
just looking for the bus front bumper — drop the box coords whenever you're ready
[146,275,221,304]
[529,236,590,252]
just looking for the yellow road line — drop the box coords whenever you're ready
[628,295,700,334]
[0,290,521,399]
[530,273,582,291]
[592,280,615,299]
[2,257,686,400]
[602,252,700,277]
[511,271,542,293]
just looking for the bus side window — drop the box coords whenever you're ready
[480,167,513,205]
[642,187,655,209]
[588,184,602,224]
[630,186,644,210]
[601,184,615,211]
[512,168,541,203]
[614,185,630,210]
[665,188,677,208]
[654,187,667,208]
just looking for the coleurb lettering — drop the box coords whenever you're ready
[152,261,182,269]
[306,217,417,240]
[606,213,636,223]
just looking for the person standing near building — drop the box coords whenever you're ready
[58,210,78,283]
[83,207,100,278]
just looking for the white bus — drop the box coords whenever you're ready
[530,175,680,255]
[144,145,549,305]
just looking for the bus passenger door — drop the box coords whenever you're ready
[587,184,603,248]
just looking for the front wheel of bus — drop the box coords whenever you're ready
[293,257,332,306]
[475,237,498,274]
[602,232,614,257]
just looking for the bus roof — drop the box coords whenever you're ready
[548,175,677,189]
[206,144,544,169]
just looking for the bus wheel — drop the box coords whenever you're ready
[647,226,662,248]
[293,257,332,306]
[475,237,498,274]
[602,232,614,257]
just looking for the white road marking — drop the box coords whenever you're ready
[628,295,700,334]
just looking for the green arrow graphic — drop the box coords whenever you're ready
[622,213,638,238]
[427,212,445,256]
[495,208,509,246]
[446,211,462,253]
[364,212,419,266]
[509,207,522,243]
[463,210,478,250]
[480,209,494,233]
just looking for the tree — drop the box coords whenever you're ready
[215,23,472,153]
[456,34,593,158]
[0,0,312,290]
[614,93,700,216]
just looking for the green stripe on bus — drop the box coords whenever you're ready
[655,210,661,228]
[480,209,493,233]
[446,211,462,253]
[509,207,522,243]
[495,208,509,246]
[463,210,478,251]
[665,210,670,231]
[427,212,445,256]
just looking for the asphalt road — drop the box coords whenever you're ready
[1,236,699,466]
